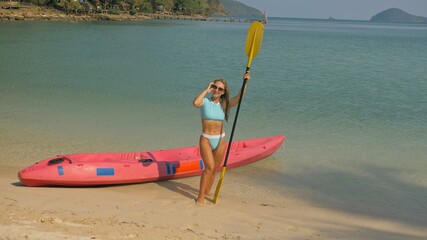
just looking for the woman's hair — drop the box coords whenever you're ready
[214,79,230,122]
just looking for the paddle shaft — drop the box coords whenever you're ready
[222,68,250,167]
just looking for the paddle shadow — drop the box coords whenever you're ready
[155,179,199,200]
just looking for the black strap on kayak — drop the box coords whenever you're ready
[47,157,72,165]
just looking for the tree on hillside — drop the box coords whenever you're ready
[20,0,55,6]
[55,0,83,13]
[175,0,207,15]
[207,0,220,7]
[150,0,173,12]
[135,0,153,12]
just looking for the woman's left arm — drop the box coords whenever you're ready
[230,72,250,107]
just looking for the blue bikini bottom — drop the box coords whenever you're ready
[201,133,225,150]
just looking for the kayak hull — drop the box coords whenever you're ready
[18,135,285,187]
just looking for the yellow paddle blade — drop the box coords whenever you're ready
[213,167,227,204]
[245,21,265,68]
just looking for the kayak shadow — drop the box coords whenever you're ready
[11,182,25,187]
[155,180,199,200]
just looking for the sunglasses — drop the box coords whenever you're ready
[211,84,225,92]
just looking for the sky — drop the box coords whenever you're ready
[236,0,427,20]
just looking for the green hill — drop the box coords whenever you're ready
[0,0,265,19]
[220,0,264,18]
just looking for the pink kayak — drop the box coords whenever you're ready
[18,135,285,187]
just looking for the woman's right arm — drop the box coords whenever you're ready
[193,82,213,108]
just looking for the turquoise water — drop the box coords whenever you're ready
[1,18,426,226]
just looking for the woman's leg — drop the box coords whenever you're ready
[197,136,215,204]
[205,137,226,196]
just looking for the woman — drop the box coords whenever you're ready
[192,72,250,205]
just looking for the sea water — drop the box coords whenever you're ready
[1,18,426,226]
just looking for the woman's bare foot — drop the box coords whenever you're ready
[195,198,204,205]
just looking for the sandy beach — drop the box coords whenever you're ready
[1,162,426,240]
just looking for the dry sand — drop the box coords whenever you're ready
[1,163,426,240]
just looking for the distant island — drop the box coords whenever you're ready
[371,8,427,23]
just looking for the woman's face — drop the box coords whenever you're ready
[212,81,226,97]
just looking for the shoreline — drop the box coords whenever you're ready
[0,3,149,22]
[0,2,250,22]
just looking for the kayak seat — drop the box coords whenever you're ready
[138,159,153,163]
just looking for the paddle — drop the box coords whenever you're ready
[213,21,265,204]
